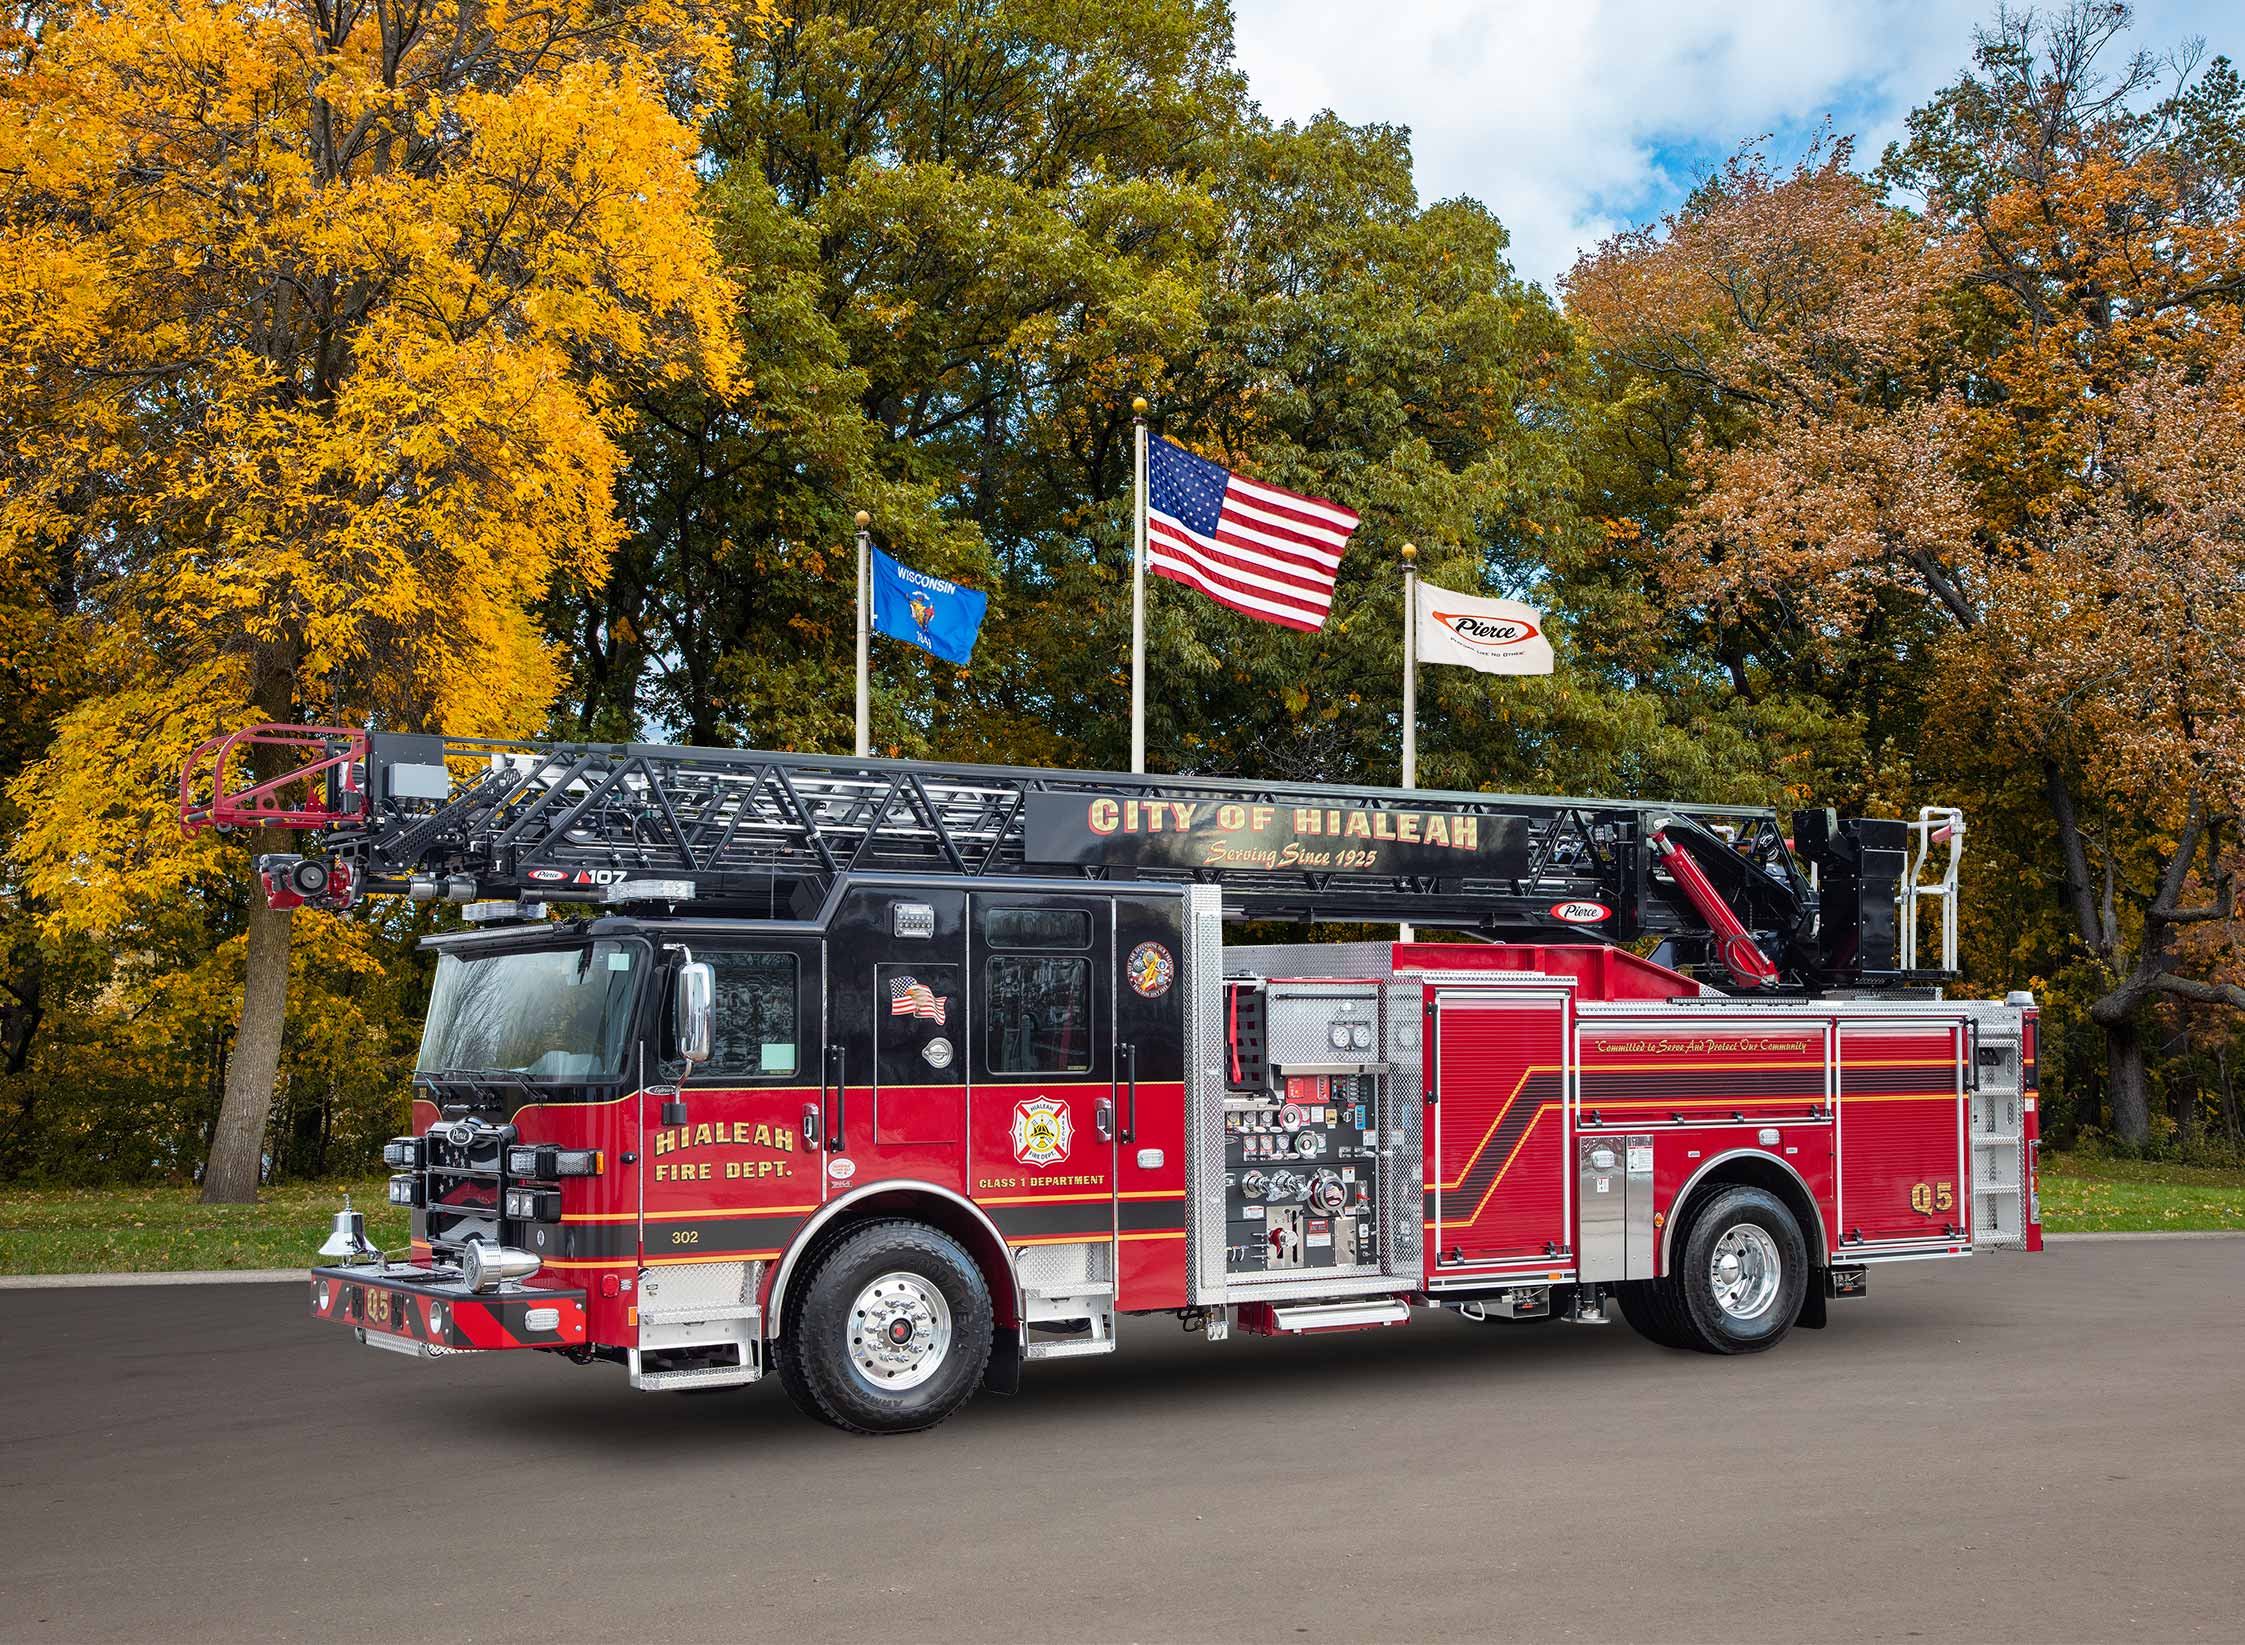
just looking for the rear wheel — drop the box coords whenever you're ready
[779,1219,993,1434]
[1615,1278,1695,1349]
[1618,1185,1808,1355]
[1671,1186,1807,1354]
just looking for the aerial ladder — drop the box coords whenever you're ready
[179,723,1950,996]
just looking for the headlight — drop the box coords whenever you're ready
[503,1187,561,1222]
[381,1136,424,1170]
[386,1174,423,1208]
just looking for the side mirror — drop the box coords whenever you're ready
[675,961,715,1065]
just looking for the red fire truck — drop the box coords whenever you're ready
[182,725,2041,1433]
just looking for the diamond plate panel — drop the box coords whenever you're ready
[639,1259,759,1311]
[1184,885,1231,1302]
[1382,976,1427,1280]
[1013,1239,1113,1290]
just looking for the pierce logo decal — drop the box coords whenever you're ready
[1432,611,1542,650]
[1011,1097,1073,1167]
[1550,900,1611,925]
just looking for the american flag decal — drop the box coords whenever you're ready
[888,976,947,1025]
[1146,435,1359,632]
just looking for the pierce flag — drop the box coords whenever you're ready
[1414,582,1554,675]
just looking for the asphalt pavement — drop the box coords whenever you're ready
[3,1237,2241,1642]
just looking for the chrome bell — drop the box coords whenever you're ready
[318,1195,378,1263]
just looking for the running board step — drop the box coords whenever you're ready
[1024,1336,1117,1360]
[638,1303,761,1327]
[1239,1298,1411,1336]
[630,1365,761,1391]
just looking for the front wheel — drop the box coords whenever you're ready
[777,1219,993,1434]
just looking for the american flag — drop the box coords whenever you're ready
[1146,435,1360,632]
[888,976,946,1025]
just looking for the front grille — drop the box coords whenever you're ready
[420,1118,517,1257]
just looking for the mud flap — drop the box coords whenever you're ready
[983,1325,1023,1395]
[1796,1275,1830,1330]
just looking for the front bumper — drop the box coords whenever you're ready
[309,1264,587,1352]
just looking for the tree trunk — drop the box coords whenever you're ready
[2219,1048,2242,1149]
[201,894,296,1202]
[2105,1016,2149,1146]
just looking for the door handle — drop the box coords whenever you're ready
[801,1102,822,1149]
[1094,1097,1115,1142]
[1120,1041,1137,1145]
[826,1045,847,1151]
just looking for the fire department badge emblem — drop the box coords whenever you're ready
[1126,941,1175,998]
[1010,1097,1073,1167]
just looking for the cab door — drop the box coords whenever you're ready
[641,939,825,1266]
[968,894,1117,1269]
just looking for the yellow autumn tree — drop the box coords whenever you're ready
[0,0,766,1198]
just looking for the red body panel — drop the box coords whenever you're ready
[1392,941,1701,1002]
[1426,992,1571,1274]
[1836,1025,1967,1247]
[1647,1123,1837,1275]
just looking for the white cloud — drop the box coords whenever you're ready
[1230,0,2234,291]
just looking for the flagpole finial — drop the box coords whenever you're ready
[854,510,870,530]
[1132,396,1148,416]
[1400,541,1416,563]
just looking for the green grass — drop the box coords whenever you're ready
[2037,1152,2245,1233]
[1,1153,2239,1274]
[0,1179,406,1274]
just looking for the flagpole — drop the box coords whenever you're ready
[1400,542,1417,944]
[1130,396,1149,774]
[854,509,871,758]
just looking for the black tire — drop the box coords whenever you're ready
[780,1218,993,1434]
[1668,1185,1808,1354]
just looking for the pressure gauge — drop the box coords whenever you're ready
[1350,1022,1375,1051]
[1328,1022,1351,1050]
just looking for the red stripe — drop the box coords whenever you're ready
[1222,489,1358,545]
[1149,549,1329,628]
[1150,559,1322,631]
[1206,521,1343,584]
[1215,509,1346,562]
[1150,518,1336,601]
[1224,469,1359,525]
[1148,533,1333,617]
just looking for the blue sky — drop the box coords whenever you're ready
[1230,0,2237,291]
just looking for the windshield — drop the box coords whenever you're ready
[416,942,643,1080]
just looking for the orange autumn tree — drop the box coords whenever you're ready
[0,0,762,1198]
[1568,7,2245,1140]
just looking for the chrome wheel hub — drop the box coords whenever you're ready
[1708,1224,1782,1322]
[848,1271,952,1391]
